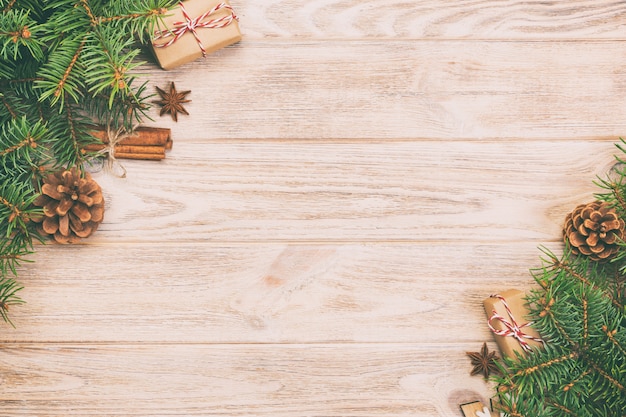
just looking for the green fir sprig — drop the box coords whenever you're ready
[0,0,177,326]
[490,143,626,417]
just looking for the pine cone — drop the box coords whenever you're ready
[32,167,104,244]
[563,201,624,261]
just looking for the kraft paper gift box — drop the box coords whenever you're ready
[151,0,242,70]
[483,289,543,359]
[460,401,495,417]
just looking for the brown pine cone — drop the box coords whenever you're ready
[32,167,104,244]
[564,201,624,261]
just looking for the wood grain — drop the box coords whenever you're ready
[239,0,626,39]
[0,343,493,416]
[83,140,614,242]
[10,242,554,343]
[139,40,626,140]
[3,2,625,416]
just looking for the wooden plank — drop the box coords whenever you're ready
[238,0,626,39]
[138,40,626,139]
[0,343,494,416]
[80,140,615,242]
[8,242,556,343]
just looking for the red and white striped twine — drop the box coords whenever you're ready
[153,2,238,56]
[487,294,545,353]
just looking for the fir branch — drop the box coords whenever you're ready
[0,182,38,279]
[0,8,43,60]
[83,24,143,108]
[544,399,577,417]
[0,0,175,326]
[0,92,16,118]
[548,253,622,310]
[0,194,20,222]
[0,76,44,86]
[36,35,86,106]
[0,275,23,327]
[596,138,626,214]
[96,0,175,43]
[497,247,626,416]
[562,368,592,393]
[78,0,98,27]
[512,351,578,379]
[84,79,152,129]
[0,128,36,156]
[2,0,16,12]
[45,99,94,168]
[581,298,588,349]
[602,324,626,358]
[587,358,626,395]
[97,7,167,24]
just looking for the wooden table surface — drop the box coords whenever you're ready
[2,1,626,415]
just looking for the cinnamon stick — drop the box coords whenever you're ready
[114,152,165,161]
[90,126,171,147]
[83,144,166,156]
[85,125,172,161]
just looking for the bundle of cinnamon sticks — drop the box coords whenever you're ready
[84,126,173,160]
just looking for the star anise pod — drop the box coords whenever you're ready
[153,82,190,122]
[467,342,500,379]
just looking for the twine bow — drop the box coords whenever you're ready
[487,294,544,353]
[152,2,238,56]
[94,125,134,178]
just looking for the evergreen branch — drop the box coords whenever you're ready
[0,182,38,238]
[587,358,626,394]
[596,138,626,214]
[0,194,20,221]
[85,78,152,129]
[1,92,16,118]
[512,352,578,379]
[0,180,39,282]
[36,35,86,106]
[602,325,626,358]
[0,117,48,185]
[83,25,143,107]
[0,0,176,326]
[0,128,36,157]
[0,76,44,85]
[544,399,578,417]
[97,8,167,24]
[78,0,97,27]
[0,275,23,327]
[0,8,43,60]
[581,298,588,349]
[2,0,16,12]
[599,177,626,214]
[54,38,84,100]
[0,25,29,41]
[562,369,592,393]
[540,306,576,348]
[46,99,93,167]
[64,97,79,151]
[551,256,622,310]
[492,398,528,417]
[96,0,178,43]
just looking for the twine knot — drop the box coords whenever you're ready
[152,2,238,56]
[96,126,135,178]
[487,294,545,353]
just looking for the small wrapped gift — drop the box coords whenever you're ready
[483,289,544,359]
[151,0,241,70]
[460,401,494,417]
